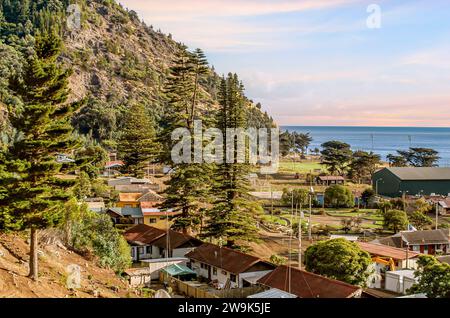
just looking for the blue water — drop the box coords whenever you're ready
[281,126,450,166]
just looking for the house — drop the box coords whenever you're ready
[438,198,450,215]
[103,161,124,176]
[373,167,450,197]
[105,207,144,225]
[257,266,362,298]
[141,202,180,229]
[117,193,142,208]
[316,175,345,186]
[357,242,420,270]
[124,224,203,262]
[117,190,163,208]
[125,258,190,286]
[373,229,450,255]
[357,242,420,289]
[186,243,276,289]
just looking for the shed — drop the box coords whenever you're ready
[162,264,197,281]
[373,167,450,197]
[247,288,297,299]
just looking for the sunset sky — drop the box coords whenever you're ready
[119,0,450,127]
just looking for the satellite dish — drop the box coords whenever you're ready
[154,289,171,298]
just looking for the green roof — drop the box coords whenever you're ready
[386,167,450,181]
[162,264,196,277]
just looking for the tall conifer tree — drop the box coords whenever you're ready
[117,103,159,177]
[202,74,261,250]
[159,46,212,234]
[0,32,80,281]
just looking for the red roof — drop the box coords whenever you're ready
[105,161,124,168]
[257,266,361,298]
[357,242,420,261]
[185,243,274,274]
[123,224,165,243]
[123,224,201,249]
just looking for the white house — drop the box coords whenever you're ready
[185,243,276,289]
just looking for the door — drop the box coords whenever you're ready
[208,266,212,280]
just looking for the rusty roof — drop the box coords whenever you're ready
[357,242,419,261]
[185,243,269,274]
[257,266,361,298]
[152,231,203,250]
[123,224,165,243]
[119,193,142,202]
[318,176,345,181]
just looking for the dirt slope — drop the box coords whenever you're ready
[0,232,136,298]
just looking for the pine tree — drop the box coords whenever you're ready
[202,74,261,250]
[117,103,159,177]
[159,46,212,234]
[0,32,80,281]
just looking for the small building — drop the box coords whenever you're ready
[85,200,106,213]
[103,161,124,176]
[438,198,450,215]
[373,229,450,255]
[117,190,163,208]
[105,207,144,225]
[186,243,276,289]
[161,264,197,281]
[124,224,203,262]
[108,177,153,187]
[257,266,362,298]
[316,175,345,186]
[384,270,417,295]
[141,202,180,230]
[373,167,450,197]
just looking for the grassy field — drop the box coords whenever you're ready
[278,161,325,174]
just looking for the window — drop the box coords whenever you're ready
[146,246,152,254]
[230,274,237,283]
[139,247,144,255]
[213,267,217,276]
[221,270,227,275]
[149,218,157,224]
[131,248,135,258]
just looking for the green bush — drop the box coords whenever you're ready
[63,200,132,273]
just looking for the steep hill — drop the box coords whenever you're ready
[0,0,274,143]
[0,231,137,298]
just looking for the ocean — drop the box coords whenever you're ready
[281,126,450,166]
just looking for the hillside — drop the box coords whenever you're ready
[0,231,136,298]
[0,0,274,143]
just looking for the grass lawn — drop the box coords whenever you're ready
[260,215,288,226]
[278,161,325,174]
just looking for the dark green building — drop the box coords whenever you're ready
[372,167,450,198]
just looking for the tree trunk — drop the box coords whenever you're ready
[28,228,39,281]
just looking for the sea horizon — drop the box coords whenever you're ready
[281,126,450,166]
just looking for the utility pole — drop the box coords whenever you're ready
[298,206,302,269]
[436,202,439,230]
[308,186,314,241]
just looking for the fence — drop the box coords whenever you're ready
[159,272,265,298]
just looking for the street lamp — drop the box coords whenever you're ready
[375,178,384,195]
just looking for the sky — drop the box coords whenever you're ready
[119,0,450,127]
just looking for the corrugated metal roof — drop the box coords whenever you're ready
[386,167,450,181]
[247,288,297,299]
[162,264,196,276]
[357,242,419,260]
[186,243,272,275]
[257,266,362,298]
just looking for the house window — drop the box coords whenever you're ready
[221,270,227,275]
[213,267,217,276]
[146,246,152,254]
[149,218,157,224]
[139,247,144,255]
[131,248,135,258]
[230,274,237,283]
